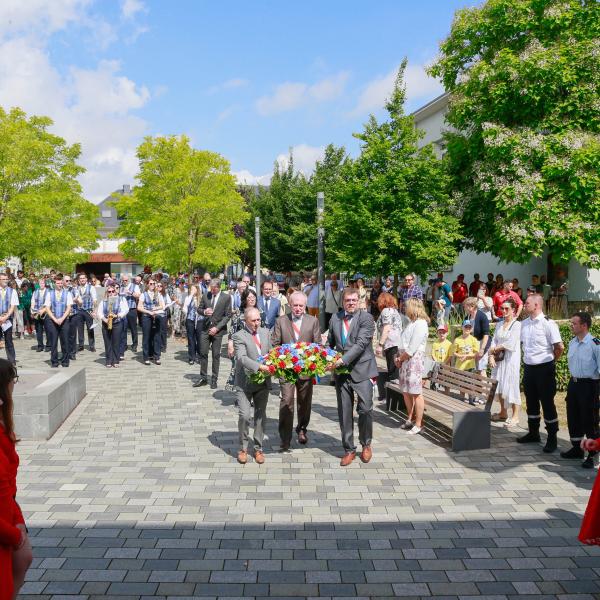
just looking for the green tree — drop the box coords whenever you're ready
[247,144,349,273]
[324,61,461,278]
[0,107,100,270]
[429,0,600,267]
[113,135,248,274]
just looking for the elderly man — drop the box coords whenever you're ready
[328,287,378,466]
[231,280,247,311]
[518,294,564,452]
[233,307,273,464]
[272,291,321,451]
[194,278,232,389]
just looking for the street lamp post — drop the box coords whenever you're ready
[317,192,326,332]
[255,216,261,293]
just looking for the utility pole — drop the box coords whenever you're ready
[255,216,261,293]
[317,192,326,332]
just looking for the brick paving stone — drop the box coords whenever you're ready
[13,338,600,599]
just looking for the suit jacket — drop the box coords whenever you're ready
[232,326,273,392]
[327,309,378,383]
[257,295,281,329]
[199,291,232,334]
[272,313,321,347]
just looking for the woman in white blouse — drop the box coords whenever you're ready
[395,299,430,434]
[489,297,522,426]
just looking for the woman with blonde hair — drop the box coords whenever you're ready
[395,299,430,434]
[183,285,201,365]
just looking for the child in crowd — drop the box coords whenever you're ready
[451,320,481,404]
[430,324,452,392]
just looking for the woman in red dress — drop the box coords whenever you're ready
[579,438,600,545]
[0,359,32,599]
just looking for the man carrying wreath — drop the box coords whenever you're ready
[327,287,378,466]
[272,291,321,451]
[232,307,273,465]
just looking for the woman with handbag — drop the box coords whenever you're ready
[489,297,522,426]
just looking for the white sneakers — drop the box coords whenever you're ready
[407,426,422,435]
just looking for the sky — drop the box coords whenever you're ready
[0,0,478,203]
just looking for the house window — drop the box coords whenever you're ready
[101,210,112,218]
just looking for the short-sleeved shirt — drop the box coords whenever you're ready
[493,289,523,318]
[43,289,74,308]
[471,309,491,347]
[377,307,403,350]
[0,288,19,310]
[399,284,424,311]
[521,313,561,365]
[452,282,468,304]
[567,334,600,379]
[452,335,480,371]
[432,339,452,363]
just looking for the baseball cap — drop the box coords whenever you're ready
[462,319,473,328]
[437,324,448,332]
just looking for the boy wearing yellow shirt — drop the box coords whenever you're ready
[431,324,452,364]
[452,320,480,371]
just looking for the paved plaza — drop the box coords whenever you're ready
[12,335,600,599]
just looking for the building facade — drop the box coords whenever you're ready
[76,185,143,278]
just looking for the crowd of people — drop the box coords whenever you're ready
[0,266,598,596]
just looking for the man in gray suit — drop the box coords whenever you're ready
[328,287,378,466]
[232,307,273,464]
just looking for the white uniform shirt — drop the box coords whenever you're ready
[102,297,129,320]
[43,289,74,308]
[567,334,600,380]
[520,312,561,365]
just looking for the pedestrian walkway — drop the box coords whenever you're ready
[13,336,600,599]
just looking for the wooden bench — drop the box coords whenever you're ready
[386,363,498,451]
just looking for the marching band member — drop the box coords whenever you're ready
[0,273,18,366]
[30,278,49,352]
[118,275,140,359]
[43,274,73,368]
[74,273,97,353]
[156,281,171,354]
[64,276,79,361]
[137,280,165,365]
[100,283,129,368]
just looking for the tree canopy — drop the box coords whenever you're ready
[323,61,462,278]
[0,107,100,270]
[113,135,248,274]
[429,0,600,267]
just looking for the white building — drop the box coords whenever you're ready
[412,93,600,307]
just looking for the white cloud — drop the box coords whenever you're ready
[235,144,325,187]
[351,63,443,116]
[276,144,325,175]
[256,71,349,116]
[121,0,146,19]
[0,30,151,202]
[207,77,249,95]
[0,0,90,39]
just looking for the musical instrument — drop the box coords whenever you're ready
[107,296,117,330]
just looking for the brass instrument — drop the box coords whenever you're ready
[107,296,116,331]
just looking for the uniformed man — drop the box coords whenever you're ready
[64,275,79,361]
[518,294,564,452]
[0,272,19,365]
[74,273,98,352]
[560,312,600,468]
[119,275,140,357]
[44,274,74,368]
[31,278,49,352]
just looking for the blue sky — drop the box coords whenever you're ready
[0,0,477,201]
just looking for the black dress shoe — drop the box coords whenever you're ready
[560,446,584,459]
[78,346,84,351]
[279,443,290,452]
[193,378,208,388]
[90,348,96,352]
[36,348,43,352]
[210,381,217,389]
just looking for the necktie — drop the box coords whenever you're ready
[292,317,301,341]
[341,314,353,346]
[265,298,270,313]
[252,331,262,351]
[211,294,216,309]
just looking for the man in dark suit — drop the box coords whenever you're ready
[232,307,273,464]
[194,278,232,389]
[328,287,378,466]
[272,291,321,451]
[257,279,280,330]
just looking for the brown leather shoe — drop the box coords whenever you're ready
[298,431,308,445]
[254,450,265,464]
[340,452,356,467]
[237,450,248,464]
[360,445,372,463]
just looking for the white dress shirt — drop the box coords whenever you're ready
[521,313,561,365]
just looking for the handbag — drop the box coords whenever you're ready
[493,320,516,362]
